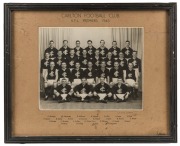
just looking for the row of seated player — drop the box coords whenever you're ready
[41,50,141,71]
[42,60,140,86]
[44,77,138,103]
[43,40,137,60]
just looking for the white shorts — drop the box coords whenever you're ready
[72,79,81,87]
[98,93,107,100]
[126,79,136,87]
[87,78,94,84]
[115,94,125,100]
[112,78,118,83]
[47,80,56,86]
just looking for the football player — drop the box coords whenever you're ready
[54,78,73,103]
[83,61,96,85]
[71,62,84,85]
[44,40,58,60]
[59,40,71,57]
[109,41,120,60]
[93,77,112,103]
[112,78,129,102]
[74,77,93,102]
[41,52,52,78]
[109,61,123,83]
[123,62,138,99]
[121,40,134,60]
[44,61,58,100]
[85,40,96,59]
[105,51,114,70]
[80,49,90,69]
[74,40,83,58]
[92,49,102,69]
[128,51,141,77]
[117,51,128,70]
[66,49,78,69]
[54,50,66,70]
[58,62,71,84]
[98,40,108,59]
[96,60,109,83]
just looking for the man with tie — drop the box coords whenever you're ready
[93,77,112,103]
[85,40,96,59]
[44,40,58,60]
[73,77,93,102]
[59,40,71,57]
[54,78,73,103]
[121,40,134,60]
[98,40,108,59]
[44,61,58,100]
[109,41,120,60]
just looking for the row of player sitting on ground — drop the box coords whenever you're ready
[46,77,132,103]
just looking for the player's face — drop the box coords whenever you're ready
[81,78,87,85]
[62,79,67,85]
[107,52,112,58]
[95,50,99,56]
[45,53,50,58]
[50,62,55,68]
[101,62,106,68]
[126,42,130,47]
[70,50,75,55]
[76,41,80,47]
[82,50,87,55]
[88,62,93,68]
[61,63,67,68]
[87,41,92,47]
[57,51,62,57]
[49,42,54,48]
[100,41,105,47]
[128,63,133,69]
[133,52,137,58]
[119,53,124,58]
[112,42,117,47]
[117,79,123,84]
[63,41,68,47]
[114,62,119,68]
[75,63,80,68]
[100,78,105,84]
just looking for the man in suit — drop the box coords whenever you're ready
[44,40,58,60]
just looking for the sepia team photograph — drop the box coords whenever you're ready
[39,27,143,110]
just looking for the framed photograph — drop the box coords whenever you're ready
[4,3,177,143]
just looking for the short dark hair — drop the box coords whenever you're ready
[63,40,68,43]
[126,40,130,43]
[87,40,92,43]
[133,50,137,53]
[100,40,105,43]
[112,41,117,43]
[49,40,54,44]
[61,61,67,64]
[76,40,80,43]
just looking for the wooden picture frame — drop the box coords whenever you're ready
[4,3,177,143]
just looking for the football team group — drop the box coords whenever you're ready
[41,39,141,103]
